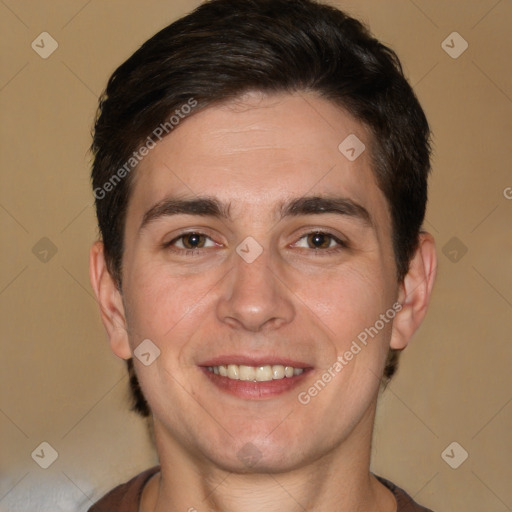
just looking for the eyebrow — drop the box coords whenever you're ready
[280,196,372,227]
[139,195,373,233]
[140,197,230,233]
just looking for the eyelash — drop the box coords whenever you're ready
[293,231,348,254]
[163,230,348,256]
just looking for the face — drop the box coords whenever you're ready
[110,92,403,472]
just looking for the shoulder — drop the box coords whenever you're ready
[88,466,161,512]
[375,475,435,512]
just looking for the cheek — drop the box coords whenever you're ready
[122,260,218,345]
[293,263,392,342]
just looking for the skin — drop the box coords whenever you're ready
[90,92,437,512]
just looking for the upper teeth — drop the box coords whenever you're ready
[207,364,304,381]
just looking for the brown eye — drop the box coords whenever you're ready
[293,231,347,253]
[164,231,219,254]
[180,232,207,249]
[306,232,333,249]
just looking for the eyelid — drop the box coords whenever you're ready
[163,229,222,249]
[174,235,217,250]
[162,228,349,253]
[292,225,349,246]
[291,228,349,248]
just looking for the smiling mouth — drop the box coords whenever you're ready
[206,364,304,382]
[201,361,311,399]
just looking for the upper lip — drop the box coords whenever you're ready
[199,355,312,369]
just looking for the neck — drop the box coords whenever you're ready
[144,400,396,512]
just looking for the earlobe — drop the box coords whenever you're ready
[89,241,132,360]
[390,232,437,350]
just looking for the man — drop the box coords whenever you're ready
[88,0,437,510]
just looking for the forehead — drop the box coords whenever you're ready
[126,92,390,229]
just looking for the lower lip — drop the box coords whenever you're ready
[200,367,311,399]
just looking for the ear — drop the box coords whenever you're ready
[89,241,132,360]
[390,232,437,350]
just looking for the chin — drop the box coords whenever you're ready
[199,432,322,475]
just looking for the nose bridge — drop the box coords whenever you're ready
[216,245,294,332]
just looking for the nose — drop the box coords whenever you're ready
[216,248,295,333]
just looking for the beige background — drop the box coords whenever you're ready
[1,0,511,510]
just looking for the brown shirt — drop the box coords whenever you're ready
[88,466,434,512]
